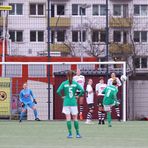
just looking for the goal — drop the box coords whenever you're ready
[0,61,127,121]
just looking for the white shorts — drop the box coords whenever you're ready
[104,104,114,111]
[62,106,78,115]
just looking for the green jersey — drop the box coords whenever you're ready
[102,85,118,105]
[57,80,84,106]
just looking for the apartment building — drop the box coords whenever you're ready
[0,0,148,64]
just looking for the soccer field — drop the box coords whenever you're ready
[0,121,148,148]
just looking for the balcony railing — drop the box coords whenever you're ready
[109,17,133,28]
[109,43,133,55]
[50,43,70,53]
[50,17,71,27]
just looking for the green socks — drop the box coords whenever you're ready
[66,120,80,135]
[74,120,79,135]
[107,112,112,126]
[67,121,72,135]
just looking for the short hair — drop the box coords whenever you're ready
[99,76,104,81]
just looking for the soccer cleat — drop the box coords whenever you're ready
[98,120,101,125]
[76,134,82,138]
[102,120,105,125]
[35,118,41,121]
[67,134,73,138]
[19,119,22,123]
[79,114,83,120]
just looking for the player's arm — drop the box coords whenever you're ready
[95,84,99,96]
[57,82,64,97]
[117,78,122,87]
[107,78,111,86]
[30,89,37,104]
[77,83,84,97]
[19,91,25,107]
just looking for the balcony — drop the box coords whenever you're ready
[0,17,3,27]
[109,17,133,28]
[109,43,133,55]
[50,43,70,53]
[50,17,71,27]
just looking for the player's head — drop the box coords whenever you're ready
[76,69,81,76]
[67,70,74,85]
[99,76,104,84]
[88,79,93,85]
[23,83,28,89]
[112,80,117,86]
[111,72,116,79]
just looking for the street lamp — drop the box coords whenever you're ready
[0,5,12,77]
[80,4,91,62]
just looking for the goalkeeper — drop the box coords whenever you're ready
[102,80,118,127]
[57,70,84,138]
[19,83,40,122]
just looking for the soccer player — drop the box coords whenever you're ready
[73,69,85,120]
[85,79,94,124]
[19,83,40,122]
[107,72,121,121]
[57,70,84,138]
[95,77,107,125]
[102,80,118,127]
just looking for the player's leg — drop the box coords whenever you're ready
[29,102,40,121]
[19,103,27,122]
[104,105,112,127]
[63,106,72,138]
[79,96,84,120]
[71,106,81,138]
[98,97,104,124]
[85,104,94,124]
[115,105,121,121]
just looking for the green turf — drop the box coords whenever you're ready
[0,121,148,148]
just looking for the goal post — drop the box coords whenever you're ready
[0,61,126,121]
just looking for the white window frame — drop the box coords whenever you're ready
[134,5,148,16]
[9,3,23,15]
[9,30,23,42]
[72,4,86,16]
[30,30,44,42]
[29,3,45,16]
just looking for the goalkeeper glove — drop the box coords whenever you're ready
[21,102,25,107]
[33,99,37,104]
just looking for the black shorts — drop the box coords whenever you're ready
[88,103,94,110]
[97,96,104,107]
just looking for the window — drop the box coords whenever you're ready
[30,4,44,15]
[141,31,147,42]
[72,31,78,42]
[100,31,106,42]
[92,30,99,42]
[100,5,106,16]
[113,5,121,16]
[134,5,148,16]
[141,5,148,16]
[113,31,121,42]
[72,4,86,15]
[135,57,148,68]
[134,31,140,42]
[57,30,65,42]
[9,30,23,42]
[141,57,147,68]
[57,5,65,15]
[134,31,147,42]
[134,5,140,16]
[51,4,55,17]
[80,31,86,42]
[135,58,140,68]
[9,3,23,15]
[93,5,99,15]
[72,30,86,42]
[51,31,55,43]
[30,31,44,42]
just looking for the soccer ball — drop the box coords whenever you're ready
[120,75,127,82]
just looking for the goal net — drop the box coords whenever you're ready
[0,61,126,121]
